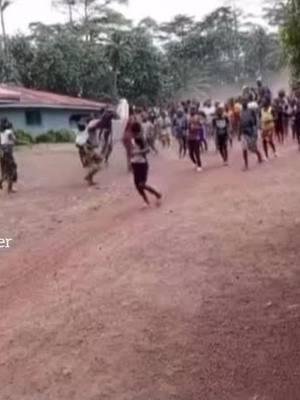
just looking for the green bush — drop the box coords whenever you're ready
[35,129,74,144]
[15,129,35,145]
[35,133,53,143]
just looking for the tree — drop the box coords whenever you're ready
[52,0,76,24]
[242,25,283,80]
[0,0,12,63]
[4,2,286,103]
[281,0,300,81]
[117,28,164,104]
[105,30,130,99]
[264,0,288,27]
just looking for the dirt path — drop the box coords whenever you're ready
[1,141,300,400]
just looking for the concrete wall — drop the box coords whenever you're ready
[0,108,90,136]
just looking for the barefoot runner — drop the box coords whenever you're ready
[188,108,203,172]
[130,121,162,206]
[213,104,230,165]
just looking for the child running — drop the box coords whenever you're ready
[213,104,230,165]
[173,109,188,158]
[130,121,162,206]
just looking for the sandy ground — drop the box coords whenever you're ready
[1,139,300,400]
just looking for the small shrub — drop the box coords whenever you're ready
[15,129,35,145]
[35,129,74,144]
[35,133,53,143]
[53,129,74,143]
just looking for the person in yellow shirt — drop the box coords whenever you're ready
[261,99,277,159]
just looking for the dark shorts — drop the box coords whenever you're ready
[131,162,148,186]
[216,135,228,149]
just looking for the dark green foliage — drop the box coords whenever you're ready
[1,1,285,104]
[35,130,74,143]
[280,0,300,81]
[15,129,35,145]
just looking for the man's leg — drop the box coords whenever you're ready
[270,138,277,155]
[296,125,300,150]
[262,139,269,159]
[256,149,263,163]
[133,163,150,205]
[223,139,228,163]
[178,137,183,158]
[280,127,284,144]
[188,140,196,164]
[243,150,249,170]
[194,140,202,168]
[144,184,162,199]
[183,136,187,157]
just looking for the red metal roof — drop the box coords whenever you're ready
[0,84,105,110]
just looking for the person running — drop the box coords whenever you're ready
[224,104,233,147]
[84,119,103,186]
[173,109,188,158]
[0,120,18,193]
[123,108,137,172]
[142,114,158,154]
[213,104,230,165]
[257,79,272,106]
[260,99,277,159]
[232,98,242,139]
[75,121,89,167]
[98,108,118,165]
[130,121,162,206]
[273,97,285,144]
[199,110,208,152]
[188,108,202,172]
[202,99,215,140]
[278,90,290,138]
[157,111,171,148]
[239,99,263,170]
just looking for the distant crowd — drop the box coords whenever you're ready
[1,78,300,204]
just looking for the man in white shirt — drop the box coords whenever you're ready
[202,99,216,139]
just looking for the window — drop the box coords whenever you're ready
[25,110,42,126]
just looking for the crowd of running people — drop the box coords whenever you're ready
[1,79,300,204]
[121,79,300,204]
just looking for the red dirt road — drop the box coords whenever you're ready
[1,141,300,400]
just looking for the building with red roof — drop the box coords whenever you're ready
[0,84,107,135]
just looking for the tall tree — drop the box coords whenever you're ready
[0,0,11,58]
[52,0,76,24]
[281,0,300,81]
[264,0,288,27]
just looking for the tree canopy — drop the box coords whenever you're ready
[0,1,285,104]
